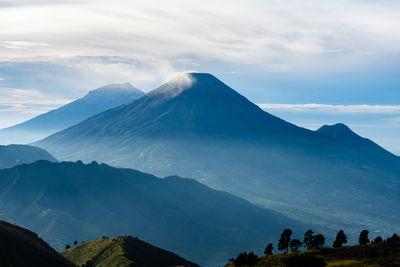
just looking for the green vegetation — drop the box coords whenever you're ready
[62,236,199,267]
[226,229,400,267]
[258,240,400,267]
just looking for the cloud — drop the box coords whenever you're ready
[0,0,399,74]
[257,104,400,114]
[1,41,49,50]
[0,87,70,114]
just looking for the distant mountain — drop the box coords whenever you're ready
[0,144,56,169]
[0,160,302,266]
[36,73,400,235]
[0,220,74,267]
[62,236,199,267]
[0,83,144,144]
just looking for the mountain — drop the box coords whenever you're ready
[62,236,199,267]
[0,160,302,266]
[0,144,56,169]
[0,220,74,267]
[35,73,400,236]
[0,83,144,144]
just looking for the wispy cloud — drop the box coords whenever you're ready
[258,104,400,114]
[0,0,399,73]
[0,87,70,114]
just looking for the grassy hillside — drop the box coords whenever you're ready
[227,240,400,266]
[62,236,199,267]
[0,220,74,267]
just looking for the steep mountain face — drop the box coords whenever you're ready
[0,220,74,267]
[0,83,144,144]
[0,160,302,266]
[62,236,199,267]
[36,73,400,236]
[0,144,56,169]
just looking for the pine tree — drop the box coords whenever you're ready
[359,230,370,245]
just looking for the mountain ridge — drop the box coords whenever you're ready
[0,83,144,144]
[0,144,56,169]
[0,159,303,266]
[35,73,400,237]
[62,236,199,267]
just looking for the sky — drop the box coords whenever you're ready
[0,0,399,154]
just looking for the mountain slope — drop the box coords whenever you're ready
[0,220,74,267]
[0,83,144,144]
[0,144,56,169]
[36,73,400,235]
[62,236,199,267]
[0,160,303,266]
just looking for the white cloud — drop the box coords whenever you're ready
[0,0,399,74]
[0,87,70,114]
[257,104,400,114]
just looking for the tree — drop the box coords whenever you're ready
[373,236,383,244]
[278,229,292,253]
[359,230,370,245]
[65,244,71,249]
[73,240,78,246]
[311,234,325,249]
[333,230,347,248]
[303,230,315,250]
[290,239,302,252]
[229,251,258,267]
[385,233,400,245]
[264,243,274,256]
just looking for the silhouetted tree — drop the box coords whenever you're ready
[303,229,315,250]
[264,243,274,256]
[359,230,370,245]
[385,233,400,245]
[333,230,347,248]
[392,233,400,241]
[290,239,302,252]
[373,236,383,244]
[278,229,292,253]
[65,244,71,249]
[311,234,325,249]
[229,251,258,267]
[73,240,78,246]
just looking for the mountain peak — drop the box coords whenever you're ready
[149,72,236,101]
[88,82,142,94]
[317,123,359,139]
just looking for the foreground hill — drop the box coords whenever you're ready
[36,73,400,236]
[255,239,400,267]
[62,236,199,267]
[0,83,144,144]
[0,220,74,267]
[0,144,56,169]
[0,160,302,266]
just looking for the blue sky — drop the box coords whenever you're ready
[0,0,399,154]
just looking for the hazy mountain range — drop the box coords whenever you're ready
[0,144,56,169]
[0,83,144,144]
[34,73,400,237]
[0,160,302,266]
